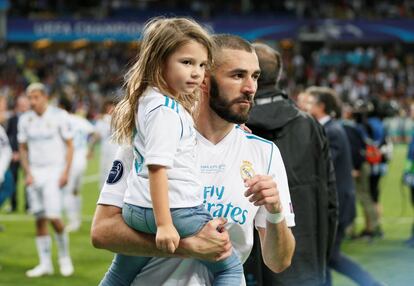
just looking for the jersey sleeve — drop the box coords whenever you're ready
[254,143,295,228]
[94,120,104,138]
[143,106,182,168]
[97,145,133,208]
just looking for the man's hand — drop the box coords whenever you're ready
[25,174,34,186]
[59,172,69,188]
[352,169,360,178]
[12,152,20,162]
[92,205,232,260]
[178,217,232,261]
[156,224,180,254]
[244,175,282,214]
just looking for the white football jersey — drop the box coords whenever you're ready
[123,87,200,208]
[95,113,118,181]
[69,114,94,168]
[99,126,295,286]
[18,106,73,167]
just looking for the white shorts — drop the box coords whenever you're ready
[66,160,87,195]
[27,166,64,219]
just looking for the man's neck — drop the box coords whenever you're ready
[195,102,235,145]
[35,105,48,116]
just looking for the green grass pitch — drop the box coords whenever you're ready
[0,145,413,285]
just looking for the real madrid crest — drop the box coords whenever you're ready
[240,160,255,180]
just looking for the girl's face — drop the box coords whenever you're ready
[163,40,208,96]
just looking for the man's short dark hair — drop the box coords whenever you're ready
[212,34,255,70]
[306,86,342,118]
[253,43,282,87]
[102,98,117,114]
[212,34,254,53]
[58,97,73,113]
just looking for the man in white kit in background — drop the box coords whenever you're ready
[91,34,296,285]
[18,83,75,277]
[90,99,118,188]
[59,97,95,232]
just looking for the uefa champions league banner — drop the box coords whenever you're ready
[6,18,414,42]
[7,19,145,42]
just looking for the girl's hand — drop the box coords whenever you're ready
[156,224,180,254]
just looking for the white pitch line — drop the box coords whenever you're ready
[82,173,101,184]
[0,214,94,222]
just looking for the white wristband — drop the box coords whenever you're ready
[266,212,285,224]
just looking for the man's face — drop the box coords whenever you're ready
[27,90,48,114]
[208,48,260,124]
[308,95,325,119]
[297,92,314,113]
[16,96,30,113]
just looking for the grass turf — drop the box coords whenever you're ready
[0,145,413,285]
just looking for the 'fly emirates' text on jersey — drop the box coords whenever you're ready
[69,114,94,169]
[98,126,295,286]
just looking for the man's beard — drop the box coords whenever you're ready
[209,76,253,124]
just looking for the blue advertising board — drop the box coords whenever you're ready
[7,18,414,42]
[0,0,9,10]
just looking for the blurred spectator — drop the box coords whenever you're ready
[306,86,383,286]
[403,103,414,248]
[6,95,30,212]
[19,83,74,277]
[0,112,13,209]
[362,104,393,239]
[58,97,94,232]
[245,43,338,286]
[89,99,118,188]
[342,102,378,240]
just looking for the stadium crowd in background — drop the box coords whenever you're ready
[8,0,414,20]
[1,43,413,137]
[0,2,414,284]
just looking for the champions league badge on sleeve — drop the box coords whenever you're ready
[106,160,124,185]
[240,160,255,180]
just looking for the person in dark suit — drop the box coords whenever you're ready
[245,43,338,286]
[307,86,383,286]
[6,95,30,212]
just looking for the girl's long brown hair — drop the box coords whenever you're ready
[111,17,213,144]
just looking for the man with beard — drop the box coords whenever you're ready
[91,34,296,285]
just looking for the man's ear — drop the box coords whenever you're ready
[200,74,210,95]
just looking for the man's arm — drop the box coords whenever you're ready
[59,138,74,187]
[244,175,295,273]
[91,204,162,256]
[257,221,295,273]
[92,143,232,261]
[91,204,232,261]
[19,142,33,186]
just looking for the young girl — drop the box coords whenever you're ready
[99,17,243,286]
